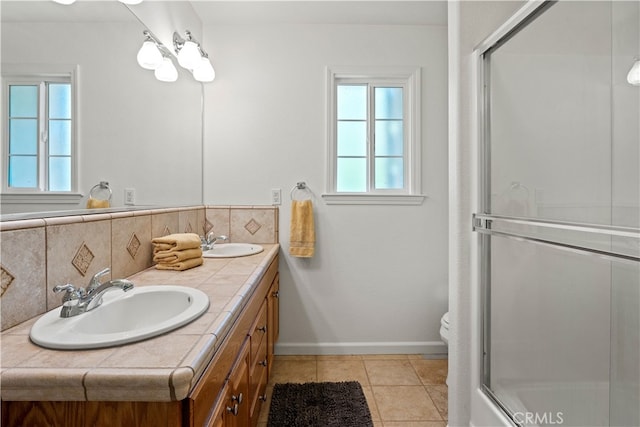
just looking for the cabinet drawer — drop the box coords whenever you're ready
[249,360,268,426]
[249,301,268,368]
[250,337,268,401]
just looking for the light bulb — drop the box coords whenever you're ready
[137,40,163,70]
[177,40,201,70]
[154,57,178,82]
[52,0,77,4]
[193,58,216,82]
[627,59,640,86]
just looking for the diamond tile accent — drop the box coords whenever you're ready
[163,226,171,236]
[204,218,214,234]
[185,222,193,233]
[72,243,95,276]
[127,233,141,259]
[1,265,15,297]
[245,218,262,235]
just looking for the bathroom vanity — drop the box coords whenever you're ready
[0,245,280,427]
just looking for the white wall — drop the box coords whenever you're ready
[202,22,449,354]
[448,1,526,426]
[1,18,203,214]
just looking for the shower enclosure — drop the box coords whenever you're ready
[474,1,639,426]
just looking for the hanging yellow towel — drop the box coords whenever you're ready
[86,197,110,209]
[289,199,315,258]
[152,233,201,253]
[153,247,203,263]
[155,256,203,271]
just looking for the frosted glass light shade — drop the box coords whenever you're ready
[52,0,76,4]
[137,41,163,70]
[154,58,178,82]
[177,41,201,70]
[192,58,215,82]
[627,60,640,86]
[119,0,143,4]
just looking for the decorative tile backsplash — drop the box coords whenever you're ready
[0,205,278,331]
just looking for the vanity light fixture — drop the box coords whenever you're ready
[192,55,216,82]
[173,30,216,82]
[136,31,163,70]
[136,30,178,83]
[174,31,202,70]
[627,58,640,86]
[154,56,179,82]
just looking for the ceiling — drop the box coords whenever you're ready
[0,1,135,22]
[190,1,448,26]
[1,1,447,26]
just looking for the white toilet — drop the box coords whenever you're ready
[439,311,450,385]
[439,311,450,346]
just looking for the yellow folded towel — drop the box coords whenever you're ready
[152,233,201,253]
[289,199,315,258]
[155,256,203,271]
[153,247,203,263]
[86,197,110,209]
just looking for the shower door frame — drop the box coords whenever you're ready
[472,0,640,425]
[473,3,556,424]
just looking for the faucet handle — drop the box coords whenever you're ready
[53,284,85,301]
[87,267,110,292]
[53,283,77,294]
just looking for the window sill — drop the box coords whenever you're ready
[321,193,426,205]
[0,192,84,205]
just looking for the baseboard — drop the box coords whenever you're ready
[275,341,448,356]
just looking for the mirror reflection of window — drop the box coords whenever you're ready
[6,77,74,192]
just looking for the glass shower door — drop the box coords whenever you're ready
[475,1,640,425]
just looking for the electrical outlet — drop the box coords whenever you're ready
[271,188,281,205]
[124,188,136,205]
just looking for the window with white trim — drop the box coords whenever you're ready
[3,73,77,196]
[324,67,424,205]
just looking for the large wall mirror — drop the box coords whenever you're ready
[0,1,203,218]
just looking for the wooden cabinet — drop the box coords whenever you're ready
[267,273,279,374]
[1,254,280,427]
[187,254,279,427]
[248,301,269,425]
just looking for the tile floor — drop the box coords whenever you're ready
[257,354,448,427]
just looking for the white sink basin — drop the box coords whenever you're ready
[202,243,264,258]
[30,285,209,350]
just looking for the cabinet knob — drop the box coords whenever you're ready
[257,325,267,333]
[259,394,268,402]
[226,403,239,416]
[272,290,279,298]
[259,358,268,367]
[231,393,243,404]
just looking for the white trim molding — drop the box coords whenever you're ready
[276,340,447,356]
[322,193,425,205]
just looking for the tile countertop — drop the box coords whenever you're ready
[0,244,279,402]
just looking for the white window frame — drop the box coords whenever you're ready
[1,64,82,206]
[323,66,425,205]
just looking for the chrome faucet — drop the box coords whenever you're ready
[201,232,228,250]
[53,267,134,318]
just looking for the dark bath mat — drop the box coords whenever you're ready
[267,381,374,427]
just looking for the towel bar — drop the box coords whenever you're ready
[290,182,312,201]
[89,181,112,201]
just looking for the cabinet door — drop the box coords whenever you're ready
[267,273,280,373]
[207,388,227,427]
[224,341,250,427]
